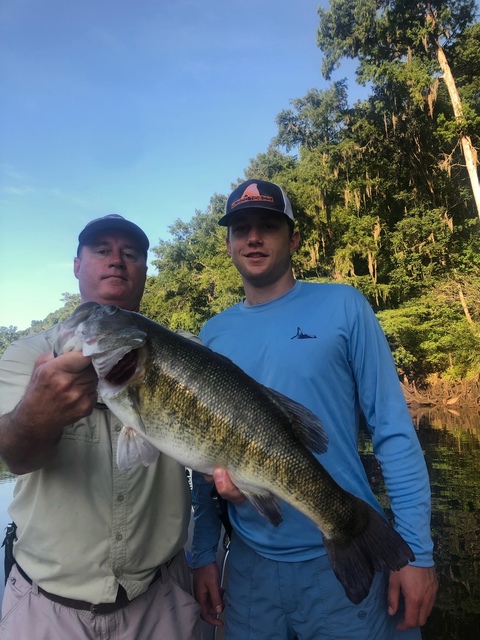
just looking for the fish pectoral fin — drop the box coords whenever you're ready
[263,387,328,455]
[116,427,160,470]
[246,492,283,527]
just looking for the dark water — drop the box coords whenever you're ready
[1,408,479,638]
[360,406,480,640]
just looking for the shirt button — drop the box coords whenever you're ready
[116,533,123,541]
[117,494,124,502]
[113,568,122,578]
[115,425,121,432]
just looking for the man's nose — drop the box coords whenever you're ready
[247,227,263,244]
[109,251,126,266]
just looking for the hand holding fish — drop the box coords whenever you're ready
[210,468,246,504]
[388,565,438,630]
[0,350,98,474]
[26,351,99,428]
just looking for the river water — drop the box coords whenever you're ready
[1,407,479,639]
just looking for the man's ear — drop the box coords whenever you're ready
[226,234,232,257]
[73,257,81,280]
[290,230,300,255]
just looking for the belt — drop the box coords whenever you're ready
[15,562,165,615]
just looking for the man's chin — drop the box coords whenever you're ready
[96,288,136,309]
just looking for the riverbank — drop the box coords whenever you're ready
[401,378,480,410]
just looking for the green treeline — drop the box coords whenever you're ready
[2,0,480,386]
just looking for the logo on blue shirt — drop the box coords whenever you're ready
[291,327,317,340]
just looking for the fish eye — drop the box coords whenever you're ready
[104,305,118,315]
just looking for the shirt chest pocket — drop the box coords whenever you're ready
[62,417,101,443]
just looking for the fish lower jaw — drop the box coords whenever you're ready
[97,383,126,400]
[81,338,100,356]
[59,333,83,354]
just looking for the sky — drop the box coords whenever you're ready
[0,0,363,330]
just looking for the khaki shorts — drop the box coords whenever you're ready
[1,552,202,640]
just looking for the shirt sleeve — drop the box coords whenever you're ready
[0,336,49,415]
[190,470,222,568]
[350,300,434,566]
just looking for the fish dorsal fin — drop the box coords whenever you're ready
[245,492,283,527]
[263,387,328,455]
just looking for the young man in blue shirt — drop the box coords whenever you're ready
[191,179,438,639]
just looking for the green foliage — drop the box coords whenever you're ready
[242,146,298,181]
[378,274,480,382]
[317,0,476,83]
[0,293,81,358]
[141,196,243,334]
[0,326,19,356]
[274,83,349,151]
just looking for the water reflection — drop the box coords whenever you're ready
[0,410,479,638]
[360,406,480,640]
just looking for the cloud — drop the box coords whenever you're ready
[2,186,34,196]
[0,163,26,180]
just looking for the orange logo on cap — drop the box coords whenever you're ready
[231,183,274,210]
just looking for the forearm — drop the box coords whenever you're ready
[352,302,435,564]
[0,349,97,475]
[378,439,434,565]
[0,409,61,474]
[191,470,223,567]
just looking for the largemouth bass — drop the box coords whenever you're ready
[55,301,414,604]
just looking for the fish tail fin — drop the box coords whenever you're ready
[117,427,160,470]
[323,501,415,605]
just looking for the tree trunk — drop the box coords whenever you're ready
[457,283,474,325]
[435,42,480,222]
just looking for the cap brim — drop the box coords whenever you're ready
[218,206,293,226]
[78,220,149,255]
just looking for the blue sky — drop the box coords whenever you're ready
[0,0,363,330]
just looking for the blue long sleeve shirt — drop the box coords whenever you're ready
[191,281,434,569]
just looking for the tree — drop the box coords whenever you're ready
[317,0,480,221]
[142,195,243,333]
[272,75,473,304]
[0,293,81,358]
[378,272,480,382]
[0,326,19,357]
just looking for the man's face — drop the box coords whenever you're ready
[226,211,299,287]
[74,232,147,311]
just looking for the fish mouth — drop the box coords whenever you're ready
[105,349,139,386]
